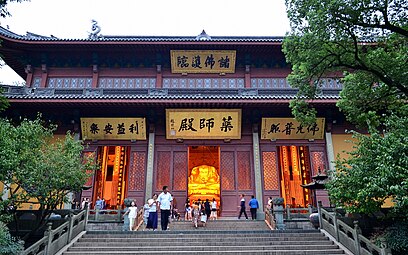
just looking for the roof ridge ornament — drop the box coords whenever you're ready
[196,29,211,41]
[88,20,103,39]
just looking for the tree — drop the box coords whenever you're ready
[0,117,97,238]
[327,106,408,216]
[283,0,407,127]
[283,0,407,215]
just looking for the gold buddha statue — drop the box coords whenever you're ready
[188,165,220,201]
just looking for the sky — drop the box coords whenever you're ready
[0,0,290,84]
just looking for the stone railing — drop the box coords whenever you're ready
[21,208,88,255]
[285,204,314,219]
[87,208,124,222]
[87,208,144,231]
[317,202,392,255]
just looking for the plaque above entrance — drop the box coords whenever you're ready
[166,109,241,139]
[170,50,236,74]
[81,118,146,140]
[261,118,325,140]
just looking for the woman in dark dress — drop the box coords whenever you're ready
[204,199,211,219]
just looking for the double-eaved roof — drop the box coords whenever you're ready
[0,27,340,107]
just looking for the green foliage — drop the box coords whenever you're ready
[284,0,408,222]
[0,88,10,112]
[283,0,408,128]
[0,222,23,255]
[327,105,408,216]
[372,221,408,255]
[0,0,28,18]
[0,117,97,223]
[383,222,408,254]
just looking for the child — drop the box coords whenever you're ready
[192,203,200,228]
[124,201,137,231]
[210,198,218,220]
[143,199,150,230]
[185,204,192,221]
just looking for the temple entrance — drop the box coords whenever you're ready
[278,145,312,207]
[94,146,129,209]
[187,146,221,209]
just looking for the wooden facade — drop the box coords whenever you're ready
[0,27,351,216]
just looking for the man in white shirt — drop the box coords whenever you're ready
[157,185,173,231]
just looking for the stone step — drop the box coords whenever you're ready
[83,231,325,238]
[63,250,344,255]
[62,219,344,255]
[67,244,341,251]
[77,237,329,243]
[74,240,333,247]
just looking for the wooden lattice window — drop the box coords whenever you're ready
[173,152,187,191]
[128,152,146,191]
[262,151,279,190]
[221,152,235,190]
[83,151,96,187]
[156,151,171,190]
[237,151,251,190]
[310,151,326,175]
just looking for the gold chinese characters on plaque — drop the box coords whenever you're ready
[261,118,325,140]
[170,50,236,74]
[81,118,146,140]
[166,109,241,139]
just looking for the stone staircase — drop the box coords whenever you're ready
[62,219,346,255]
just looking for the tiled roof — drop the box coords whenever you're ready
[0,26,284,43]
[2,86,340,101]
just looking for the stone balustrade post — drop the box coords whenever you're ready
[273,205,285,230]
[84,206,89,231]
[353,220,361,255]
[317,201,323,230]
[67,212,74,243]
[44,222,53,255]
[333,208,340,241]
[379,237,392,255]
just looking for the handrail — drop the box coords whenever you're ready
[134,208,144,231]
[21,208,87,255]
[317,202,392,255]
[264,206,276,230]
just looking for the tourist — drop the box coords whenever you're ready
[238,194,248,220]
[157,186,173,231]
[95,196,104,211]
[185,203,192,221]
[210,198,217,220]
[171,194,178,219]
[124,201,137,231]
[143,199,150,231]
[204,199,211,219]
[249,195,259,220]
[81,197,90,210]
[267,197,273,209]
[146,194,158,231]
[192,202,200,228]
